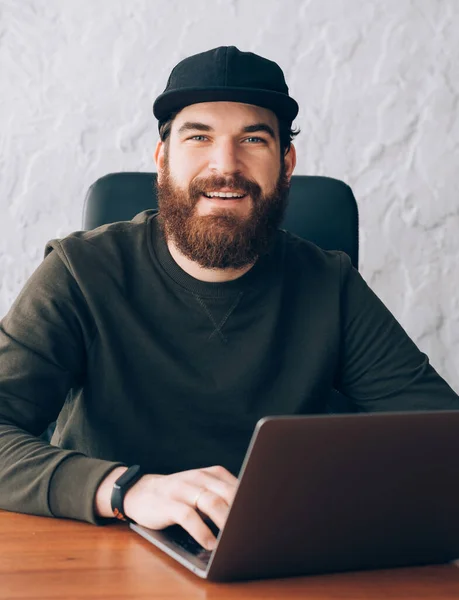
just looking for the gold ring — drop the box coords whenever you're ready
[193,488,205,509]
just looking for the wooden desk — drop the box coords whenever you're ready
[1,510,459,599]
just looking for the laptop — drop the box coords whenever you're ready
[130,410,459,582]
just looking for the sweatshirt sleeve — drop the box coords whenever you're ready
[335,252,459,411]
[0,242,124,523]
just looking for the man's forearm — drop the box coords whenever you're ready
[0,421,125,523]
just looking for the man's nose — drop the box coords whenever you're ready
[208,140,241,176]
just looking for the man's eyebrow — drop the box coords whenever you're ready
[177,122,214,135]
[242,123,277,140]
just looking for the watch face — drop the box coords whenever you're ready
[117,465,142,487]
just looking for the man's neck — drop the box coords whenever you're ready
[166,238,255,283]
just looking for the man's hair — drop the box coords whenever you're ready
[158,110,300,157]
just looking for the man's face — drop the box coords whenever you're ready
[154,101,296,269]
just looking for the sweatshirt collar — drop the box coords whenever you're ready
[148,213,280,298]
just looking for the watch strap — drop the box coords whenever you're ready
[110,464,143,523]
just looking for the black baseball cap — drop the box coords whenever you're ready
[153,46,299,129]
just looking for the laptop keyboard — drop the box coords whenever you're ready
[164,521,219,560]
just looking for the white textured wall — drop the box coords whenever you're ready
[1,0,458,391]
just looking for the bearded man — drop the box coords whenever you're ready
[0,47,457,551]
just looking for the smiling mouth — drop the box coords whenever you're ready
[201,192,247,200]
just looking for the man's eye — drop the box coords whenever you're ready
[189,135,207,141]
[244,137,266,144]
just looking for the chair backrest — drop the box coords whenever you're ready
[83,173,359,269]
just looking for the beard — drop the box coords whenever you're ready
[155,157,291,270]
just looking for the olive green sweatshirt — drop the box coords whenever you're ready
[0,210,458,525]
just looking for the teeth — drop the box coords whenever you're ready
[203,192,245,198]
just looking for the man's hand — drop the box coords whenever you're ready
[95,466,238,550]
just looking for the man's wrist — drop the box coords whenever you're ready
[94,466,128,518]
[110,465,144,522]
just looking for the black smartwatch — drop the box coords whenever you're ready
[110,465,143,523]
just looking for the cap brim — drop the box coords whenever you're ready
[153,87,299,125]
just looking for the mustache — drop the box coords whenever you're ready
[188,173,262,201]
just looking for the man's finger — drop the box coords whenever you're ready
[193,489,229,532]
[175,502,218,550]
[197,474,237,507]
[204,465,239,486]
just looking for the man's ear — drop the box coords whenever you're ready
[154,139,165,183]
[283,143,297,181]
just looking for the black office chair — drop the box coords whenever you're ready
[83,173,359,269]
